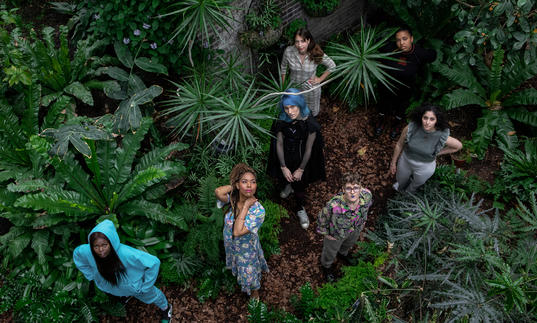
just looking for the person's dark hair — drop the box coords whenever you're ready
[90,232,126,286]
[409,104,449,131]
[295,28,324,64]
[396,26,413,37]
[228,163,257,217]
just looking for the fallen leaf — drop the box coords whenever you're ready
[332,105,340,112]
[507,131,516,136]
[357,146,367,156]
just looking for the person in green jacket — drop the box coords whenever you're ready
[73,220,173,322]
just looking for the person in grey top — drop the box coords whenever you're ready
[281,28,336,117]
[390,104,462,192]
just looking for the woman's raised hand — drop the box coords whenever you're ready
[244,197,258,210]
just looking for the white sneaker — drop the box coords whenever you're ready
[280,183,294,199]
[297,208,309,229]
[392,182,399,192]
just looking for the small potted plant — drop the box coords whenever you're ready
[239,0,282,50]
[298,0,340,17]
[451,140,474,168]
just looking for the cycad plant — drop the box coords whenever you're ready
[14,117,188,225]
[436,49,537,157]
[326,22,401,106]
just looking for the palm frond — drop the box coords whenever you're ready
[440,88,486,110]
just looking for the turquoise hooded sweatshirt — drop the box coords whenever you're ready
[73,220,161,297]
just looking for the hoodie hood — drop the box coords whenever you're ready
[88,219,120,251]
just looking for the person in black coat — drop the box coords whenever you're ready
[267,88,325,229]
[374,27,437,139]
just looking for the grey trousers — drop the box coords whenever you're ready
[396,152,436,193]
[321,230,360,268]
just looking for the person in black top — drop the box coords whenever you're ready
[267,88,326,230]
[374,27,437,139]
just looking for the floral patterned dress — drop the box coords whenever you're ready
[222,201,269,295]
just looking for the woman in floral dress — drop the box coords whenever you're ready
[215,163,268,299]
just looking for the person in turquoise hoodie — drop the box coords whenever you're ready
[73,220,173,322]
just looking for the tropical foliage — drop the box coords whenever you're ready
[326,22,401,107]
[436,49,537,156]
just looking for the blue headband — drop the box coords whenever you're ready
[278,88,311,122]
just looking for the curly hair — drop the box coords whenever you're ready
[341,172,362,188]
[409,104,449,131]
[295,28,324,64]
[228,163,256,217]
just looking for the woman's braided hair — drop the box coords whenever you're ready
[228,163,256,217]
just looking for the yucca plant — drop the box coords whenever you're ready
[159,0,236,61]
[326,22,401,105]
[203,80,274,150]
[161,70,223,142]
[436,49,537,157]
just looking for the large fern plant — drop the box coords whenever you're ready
[436,49,537,157]
[14,117,187,225]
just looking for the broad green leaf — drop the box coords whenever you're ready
[505,108,537,127]
[41,91,62,107]
[41,124,110,157]
[42,95,73,130]
[7,179,46,192]
[134,57,168,75]
[503,88,537,107]
[98,66,130,82]
[114,41,134,68]
[15,190,99,216]
[440,88,486,110]
[31,230,50,265]
[64,81,93,106]
[112,117,152,186]
[121,199,188,228]
[113,86,162,133]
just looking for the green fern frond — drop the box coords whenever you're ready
[6,179,46,193]
[440,88,486,110]
[198,175,218,215]
[15,189,99,216]
[120,200,187,229]
[111,117,152,186]
[31,229,49,265]
[135,142,189,173]
[435,62,486,98]
[505,107,537,127]
[488,49,504,95]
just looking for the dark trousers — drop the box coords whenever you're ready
[290,180,306,212]
[321,230,360,268]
